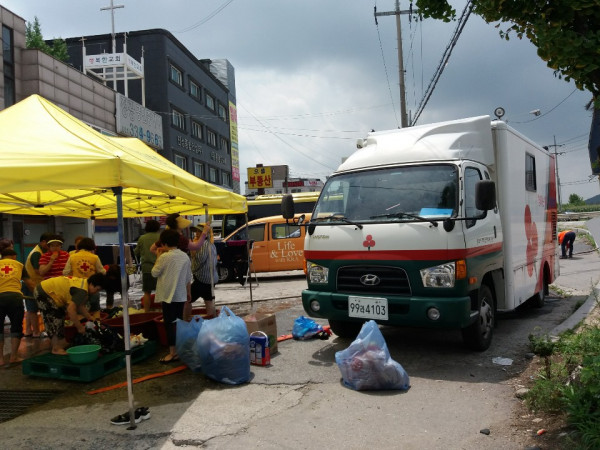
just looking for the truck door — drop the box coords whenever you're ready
[463,165,502,285]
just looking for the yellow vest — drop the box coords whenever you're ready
[25,244,44,287]
[40,276,87,307]
[0,257,23,294]
[68,250,101,278]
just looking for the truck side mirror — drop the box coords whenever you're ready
[281,194,295,219]
[475,180,496,211]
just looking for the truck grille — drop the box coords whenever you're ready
[336,265,411,296]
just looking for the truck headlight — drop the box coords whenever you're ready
[307,262,329,284]
[420,262,455,288]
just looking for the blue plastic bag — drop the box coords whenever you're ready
[175,315,204,372]
[196,306,250,385]
[292,316,324,340]
[335,320,410,391]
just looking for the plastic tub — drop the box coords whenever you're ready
[101,312,162,340]
[67,344,101,364]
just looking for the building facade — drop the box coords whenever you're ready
[64,29,237,193]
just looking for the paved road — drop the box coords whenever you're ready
[2,226,599,449]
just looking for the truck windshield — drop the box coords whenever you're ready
[313,165,458,223]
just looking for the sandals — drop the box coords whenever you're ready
[159,354,180,364]
[110,407,151,425]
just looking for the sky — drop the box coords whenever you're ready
[3,0,597,204]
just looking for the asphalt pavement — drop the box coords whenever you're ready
[1,220,600,449]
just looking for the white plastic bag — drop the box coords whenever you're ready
[335,320,410,391]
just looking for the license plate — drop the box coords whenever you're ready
[348,296,388,320]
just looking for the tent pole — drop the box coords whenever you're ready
[245,213,253,309]
[205,206,216,313]
[112,187,136,430]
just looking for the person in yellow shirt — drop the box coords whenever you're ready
[34,274,106,355]
[0,249,25,366]
[63,237,106,278]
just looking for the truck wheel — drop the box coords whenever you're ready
[531,272,549,308]
[328,319,362,339]
[218,265,233,282]
[461,284,494,351]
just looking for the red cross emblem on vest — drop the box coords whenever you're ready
[79,262,91,272]
[1,265,14,275]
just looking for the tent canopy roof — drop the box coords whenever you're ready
[0,95,247,218]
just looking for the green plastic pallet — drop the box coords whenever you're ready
[22,340,157,382]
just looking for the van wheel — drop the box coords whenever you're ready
[328,320,362,339]
[461,284,494,351]
[218,265,233,282]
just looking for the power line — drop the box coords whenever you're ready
[411,0,473,126]
[174,0,235,33]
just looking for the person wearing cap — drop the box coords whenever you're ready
[38,235,70,280]
[0,248,25,365]
[34,273,106,355]
[22,232,54,338]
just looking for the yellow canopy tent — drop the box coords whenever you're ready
[0,94,247,427]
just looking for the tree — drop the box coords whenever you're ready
[25,17,68,62]
[568,193,585,206]
[415,0,600,102]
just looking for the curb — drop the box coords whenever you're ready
[549,288,599,338]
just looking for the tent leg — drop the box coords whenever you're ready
[113,187,137,430]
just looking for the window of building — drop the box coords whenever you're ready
[190,80,201,100]
[175,154,186,170]
[2,25,15,107]
[220,137,229,154]
[218,103,227,122]
[222,171,231,187]
[171,107,186,130]
[193,161,204,178]
[208,166,218,183]
[206,92,215,111]
[191,121,203,140]
[525,153,537,192]
[169,64,183,87]
[207,129,217,148]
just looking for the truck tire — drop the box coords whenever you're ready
[531,272,549,308]
[328,319,363,339]
[461,284,494,351]
[218,265,234,283]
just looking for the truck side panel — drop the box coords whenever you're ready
[493,124,558,309]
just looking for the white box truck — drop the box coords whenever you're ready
[299,116,559,350]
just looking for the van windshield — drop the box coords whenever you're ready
[313,165,458,223]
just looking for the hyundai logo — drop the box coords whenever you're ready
[360,274,381,286]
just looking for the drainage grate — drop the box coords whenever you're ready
[0,390,59,423]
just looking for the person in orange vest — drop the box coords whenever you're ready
[558,229,576,259]
[0,248,25,366]
[34,274,106,355]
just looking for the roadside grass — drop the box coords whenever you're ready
[527,322,600,448]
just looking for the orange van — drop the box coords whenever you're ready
[216,213,310,282]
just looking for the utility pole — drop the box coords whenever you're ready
[375,0,410,128]
[545,135,564,211]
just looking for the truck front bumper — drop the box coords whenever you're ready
[302,289,473,329]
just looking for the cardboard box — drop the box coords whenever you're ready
[243,313,278,354]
